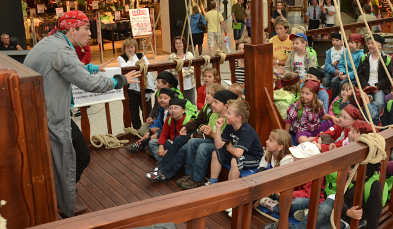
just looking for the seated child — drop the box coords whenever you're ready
[328,82,350,117]
[340,87,379,125]
[285,80,339,144]
[197,67,221,110]
[126,88,177,153]
[229,83,244,99]
[274,72,301,120]
[358,34,392,114]
[323,32,345,88]
[312,104,363,152]
[206,100,264,185]
[331,33,364,99]
[305,67,329,112]
[145,71,182,126]
[147,98,192,162]
[284,33,317,82]
[259,142,325,216]
[178,90,239,189]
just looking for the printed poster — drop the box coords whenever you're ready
[56,7,64,17]
[92,1,99,10]
[37,4,45,13]
[114,11,121,20]
[72,67,125,107]
[129,8,152,37]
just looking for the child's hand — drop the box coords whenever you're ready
[312,141,322,151]
[331,116,340,125]
[362,91,370,104]
[216,118,224,129]
[146,117,154,125]
[202,125,212,135]
[317,137,322,144]
[150,127,159,134]
[157,145,167,156]
[140,132,150,141]
[339,74,348,80]
[179,127,187,136]
[346,206,363,220]
[328,143,337,150]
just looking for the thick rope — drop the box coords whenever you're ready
[200,55,211,71]
[90,134,129,149]
[135,58,149,88]
[214,49,226,64]
[173,57,185,72]
[116,127,143,139]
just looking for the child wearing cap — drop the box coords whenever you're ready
[323,32,345,88]
[285,80,339,144]
[312,104,363,152]
[340,87,379,125]
[126,88,178,153]
[331,33,364,99]
[273,72,301,120]
[258,142,326,217]
[206,100,264,185]
[305,67,330,113]
[145,71,183,126]
[358,34,392,114]
[197,67,221,110]
[284,33,317,82]
[147,98,192,164]
[179,90,239,189]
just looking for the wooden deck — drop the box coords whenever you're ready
[75,136,273,228]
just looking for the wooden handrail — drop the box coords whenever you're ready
[34,129,393,229]
[305,17,393,37]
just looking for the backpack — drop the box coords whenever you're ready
[156,88,198,120]
[361,53,391,66]
[307,46,318,67]
[167,114,193,126]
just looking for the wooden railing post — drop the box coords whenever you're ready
[186,217,206,228]
[333,169,348,227]
[278,188,294,229]
[80,106,90,143]
[306,178,322,229]
[122,85,132,128]
[140,68,148,121]
[194,64,202,89]
[350,164,367,228]
[231,202,252,229]
[229,58,237,84]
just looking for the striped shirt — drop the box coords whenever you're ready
[235,59,245,85]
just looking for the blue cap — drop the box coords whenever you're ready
[289,33,308,43]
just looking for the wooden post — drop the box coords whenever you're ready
[350,164,367,228]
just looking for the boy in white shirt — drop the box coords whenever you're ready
[323,32,344,87]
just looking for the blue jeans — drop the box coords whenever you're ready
[290,198,335,229]
[272,198,311,216]
[371,90,385,114]
[185,138,215,182]
[148,139,172,161]
[233,21,245,41]
[324,72,335,88]
[157,134,192,179]
[331,76,350,100]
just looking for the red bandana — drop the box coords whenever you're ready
[343,104,363,120]
[274,74,300,90]
[49,10,89,36]
[303,79,319,94]
[352,120,377,134]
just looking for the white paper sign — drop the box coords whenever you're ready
[72,67,125,107]
[92,1,99,9]
[56,7,64,17]
[129,8,152,37]
[30,8,36,15]
[37,4,45,13]
[114,11,121,20]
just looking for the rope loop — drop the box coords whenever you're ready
[173,57,185,73]
[135,58,149,88]
[214,49,226,65]
[90,134,129,149]
[200,55,211,71]
[117,127,143,139]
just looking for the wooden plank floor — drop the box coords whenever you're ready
[76,137,274,228]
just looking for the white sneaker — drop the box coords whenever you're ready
[259,197,278,212]
[225,208,232,213]
[294,209,309,221]
[204,181,212,186]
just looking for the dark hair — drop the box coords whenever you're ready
[210,1,216,8]
[171,36,187,54]
[363,3,372,13]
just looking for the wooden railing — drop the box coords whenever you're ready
[34,129,393,229]
[305,17,393,39]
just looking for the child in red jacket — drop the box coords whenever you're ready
[147,98,192,163]
[312,104,363,152]
[197,67,221,110]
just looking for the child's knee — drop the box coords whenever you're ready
[231,158,238,168]
[212,150,218,159]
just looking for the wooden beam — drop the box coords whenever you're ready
[306,178,322,229]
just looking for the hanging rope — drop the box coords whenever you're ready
[90,134,129,149]
[214,49,226,64]
[135,58,149,88]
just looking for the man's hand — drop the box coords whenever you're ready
[334,69,339,76]
[216,118,224,129]
[146,117,154,125]
[124,70,141,84]
[179,127,187,136]
[99,58,114,71]
[346,206,363,220]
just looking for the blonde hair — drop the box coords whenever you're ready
[340,83,351,98]
[227,99,250,123]
[283,72,301,94]
[203,67,221,83]
[122,38,138,54]
[229,83,244,97]
[291,26,306,34]
[264,129,292,167]
[206,84,225,95]
[298,86,322,114]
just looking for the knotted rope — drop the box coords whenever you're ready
[200,55,211,72]
[135,58,149,89]
[90,134,129,149]
[329,133,386,228]
[116,127,143,139]
[173,57,185,73]
[214,49,226,65]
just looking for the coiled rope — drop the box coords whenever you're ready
[90,127,142,149]
[135,58,149,88]
[214,49,226,65]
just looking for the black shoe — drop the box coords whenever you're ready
[74,108,81,117]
